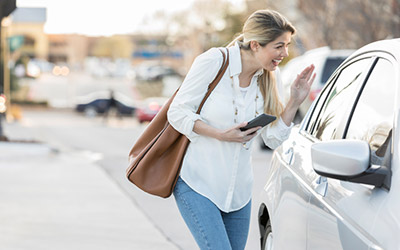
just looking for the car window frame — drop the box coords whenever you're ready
[342,52,398,174]
[342,52,398,139]
[300,54,377,141]
[300,50,397,176]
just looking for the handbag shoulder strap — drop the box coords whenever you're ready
[196,48,229,114]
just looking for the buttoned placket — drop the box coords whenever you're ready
[224,74,242,210]
[224,73,261,210]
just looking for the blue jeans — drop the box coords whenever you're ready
[173,177,251,250]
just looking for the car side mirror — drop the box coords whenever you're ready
[311,140,391,188]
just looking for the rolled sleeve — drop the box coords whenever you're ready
[261,117,293,149]
[168,105,203,142]
[167,48,224,143]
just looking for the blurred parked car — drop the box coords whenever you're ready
[75,91,136,117]
[281,47,355,120]
[258,38,400,250]
[135,64,180,82]
[136,97,168,123]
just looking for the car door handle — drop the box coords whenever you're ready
[314,176,328,197]
[283,147,294,165]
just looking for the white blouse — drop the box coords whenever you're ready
[167,43,292,212]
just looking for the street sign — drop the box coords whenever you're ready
[8,35,24,52]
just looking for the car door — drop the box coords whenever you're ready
[267,134,311,250]
[267,55,372,250]
[305,54,397,249]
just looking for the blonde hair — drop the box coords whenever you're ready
[228,10,296,122]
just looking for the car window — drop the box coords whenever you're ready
[345,58,395,164]
[305,73,337,133]
[309,58,371,141]
[321,57,347,83]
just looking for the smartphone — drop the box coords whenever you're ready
[240,113,277,131]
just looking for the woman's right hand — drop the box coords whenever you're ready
[218,122,261,143]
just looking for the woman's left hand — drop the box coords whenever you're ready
[290,64,316,106]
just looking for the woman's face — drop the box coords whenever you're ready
[253,31,291,71]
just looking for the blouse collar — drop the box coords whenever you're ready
[228,42,264,78]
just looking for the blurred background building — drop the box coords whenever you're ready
[4,0,399,80]
[9,7,47,58]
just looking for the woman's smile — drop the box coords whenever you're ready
[272,59,282,67]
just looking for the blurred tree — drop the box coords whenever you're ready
[262,0,399,50]
[154,0,248,50]
[139,0,249,71]
[295,0,400,49]
[219,10,247,46]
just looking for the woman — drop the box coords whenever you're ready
[167,9,315,250]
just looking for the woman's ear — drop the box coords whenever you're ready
[250,41,260,52]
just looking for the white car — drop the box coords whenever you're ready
[281,47,354,120]
[258,38,400,250]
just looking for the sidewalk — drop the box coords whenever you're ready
[0,142,178,250]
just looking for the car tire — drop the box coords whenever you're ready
[261,219,273,250]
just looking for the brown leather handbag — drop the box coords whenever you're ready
[126,48,229,198]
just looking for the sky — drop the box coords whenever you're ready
[16,0,197,36]
[16,0,244,36]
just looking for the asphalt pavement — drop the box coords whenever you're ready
[0,105,273,250]
[0,141,179,250]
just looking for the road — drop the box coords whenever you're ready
[4,107,273,250]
